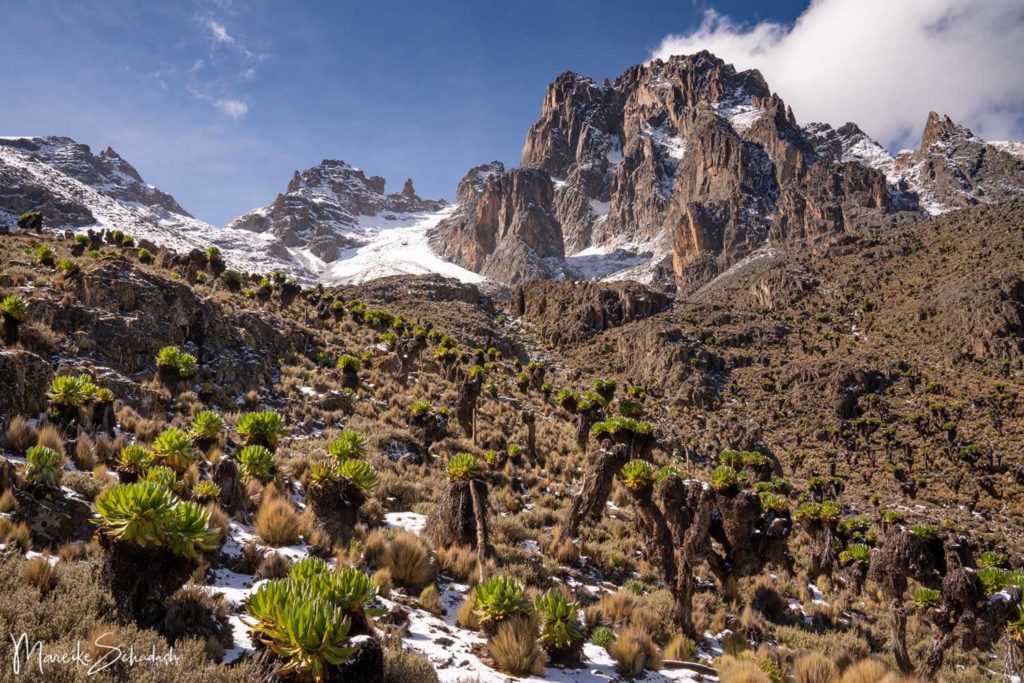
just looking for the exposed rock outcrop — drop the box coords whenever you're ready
[446,51,1024,290]
[509,279,670,346]
[229,160,446,262]
[429,163,563,284]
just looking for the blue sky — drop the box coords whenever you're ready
[0,0,805,224]
[3,1,1021,226]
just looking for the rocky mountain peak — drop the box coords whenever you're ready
[0,135,191,220]
[442,52,1024,291]
[229,158,447,262]
[453,161,505,204]
[429,165,563,283]
[920,111,966,150]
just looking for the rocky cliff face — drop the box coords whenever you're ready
[228,160,446,262]
[443,51,1024,291]
[428,162,564,283]
[892,112,1024,213]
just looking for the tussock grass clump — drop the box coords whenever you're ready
[837,658,895,683]
[384,531,436,591]
[609,626,661,677]
[253,488,300,547]
[418,584,444,615]
[487,613,546,677]
[0,488,17,513]
[792,652,838,683]
[24,556,58,595]
[663,633,696,661]
[383,644,440,683]
[4,415,37,454]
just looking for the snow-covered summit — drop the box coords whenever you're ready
[227,159,447,263]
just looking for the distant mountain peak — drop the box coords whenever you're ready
[228,158,446,262]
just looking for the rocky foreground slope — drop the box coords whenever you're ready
[0,197,1022,681]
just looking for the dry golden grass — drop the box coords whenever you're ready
[205,502,230,545]
[662,633,697,661]
[437,544,476,580]
[56,541,91,563]
[596,589,636,627]
[4,416,36,454]
[36,424,65,456]
[372,568,393,597]
[418,584,444,616]
[364,528,388,568]
[253,488,300,546]
[486,614,546,677]
[456,590,479,630]
[717,656,772,683]
[5,521,31,551]
[74,432,97,470]
[0,488,17,513]
[793,652,838,683]
[838,658,895,683]
[385,531,436,591]
[255,552,291,580]
[609,626,662,677]
[24,556,58,595]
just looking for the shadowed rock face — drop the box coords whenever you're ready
[509,279,671,346]
[445,51,1024,289]
[428,163,564,284]
[228,160,447,262]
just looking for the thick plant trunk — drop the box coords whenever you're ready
[915,630,955,680]
[469,479,489,583]
[630,483,698,637]
[100,537,196,628]
[524,411,537,464]
[306,478,365,545]
[1,318,18,346]
[890,599,913,674]
[212,455,247,514]
[558,445,629,541]
[455,376,481,437]
[574,413,594,452]
[425,478,489,554]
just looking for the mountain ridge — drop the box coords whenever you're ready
[2,51,1023,292]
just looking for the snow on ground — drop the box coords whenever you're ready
[0,143,307,279]
[990,141,1024,158]
[311,208,485,285]
[205,506,717,680]
[384,511,427,534]
[565,234,667,283]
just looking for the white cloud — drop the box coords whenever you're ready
[206,19,235,45]
[215,98,248,119]
[187,86,249,119]
[651,0,1024,149]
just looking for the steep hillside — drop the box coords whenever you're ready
[0,197,1022,681]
